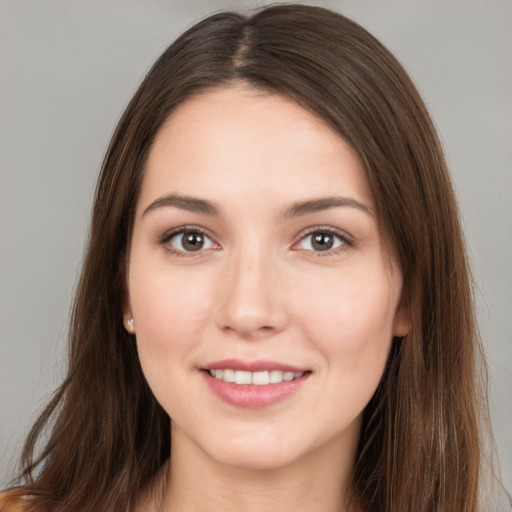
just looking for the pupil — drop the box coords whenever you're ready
[312,233,333,251]
[183,232,204,251]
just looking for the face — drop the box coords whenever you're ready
[125,86,409,471]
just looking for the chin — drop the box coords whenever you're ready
[210,446,300,472]
[203,426,329,472]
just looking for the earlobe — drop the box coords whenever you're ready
[125,317,135,334]
[393,305,411,338]
[123,307,135,334]
[121,252,134,334]
[392,293,411,337]
[122,291,135,334]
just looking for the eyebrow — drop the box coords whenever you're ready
[283,196,373,218]
[142,193,373,218]
[142,194,220,217]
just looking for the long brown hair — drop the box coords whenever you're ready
[4,4,491,511]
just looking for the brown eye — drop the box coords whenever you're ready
[168,230,215,253]
[311,233,335,251]
[182,232,205,251]
[297,230,347,253]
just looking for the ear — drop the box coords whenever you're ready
[123,296,135,334]
[121,252,135,334]
[122,282,135,334]
[392,298,411,338]
[123,306,135,334]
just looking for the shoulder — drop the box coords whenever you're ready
[0,492,30,512]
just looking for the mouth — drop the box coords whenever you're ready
[201,359,311,408]
[205,368,307,385]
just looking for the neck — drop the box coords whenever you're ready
[154,423,361,512]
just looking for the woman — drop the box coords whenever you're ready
[0,4,505,511]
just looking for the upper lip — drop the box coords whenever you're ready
[203,359,309,373]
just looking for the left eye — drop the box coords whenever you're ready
[297,231,346,252]
[168,230,215,253]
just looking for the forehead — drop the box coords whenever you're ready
[138,86,373,215]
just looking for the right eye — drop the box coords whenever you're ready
[163,228,217,255]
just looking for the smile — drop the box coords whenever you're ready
[208,369,305,385]
[202,361,311,408]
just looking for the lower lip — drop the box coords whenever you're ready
[202,371,308,409]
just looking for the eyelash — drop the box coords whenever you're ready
[157,225,353,257]
[293,226,353,257]
[158,225,217,257]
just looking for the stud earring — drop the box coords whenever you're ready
[127,318,135,333]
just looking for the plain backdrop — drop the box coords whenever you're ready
[1,0,511,492]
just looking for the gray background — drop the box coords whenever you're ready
[1,0,510,492]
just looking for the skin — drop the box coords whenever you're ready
[125,86,409,512]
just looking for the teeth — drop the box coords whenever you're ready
[269,370,283,383]
[208,369,305,385]
[252,371,269,385]
[223,369,235,382]
[234,370,252,385]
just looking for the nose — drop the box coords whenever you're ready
[215,248,288,339]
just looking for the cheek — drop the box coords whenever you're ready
[129,266,214,361]
[298,268,398,369]
[128,267,216,416]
